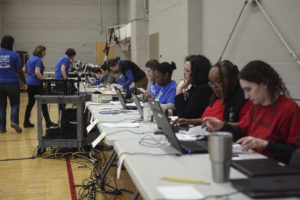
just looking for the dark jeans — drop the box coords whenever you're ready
[0,83,20,131]
[24,85,51,124]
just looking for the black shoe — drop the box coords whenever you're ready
[46,122,58,128]
[11,123,22,133]
[23,122,34,128]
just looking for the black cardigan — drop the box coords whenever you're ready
[119,60,146,82]
[175,83,212,119]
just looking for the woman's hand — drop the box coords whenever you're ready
[201,117,224,132]
[142,92,154,101]
[172,118,200,126]
[176,80,188,95]
[237,136,268,151]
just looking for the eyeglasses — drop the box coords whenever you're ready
[208,80,222,87]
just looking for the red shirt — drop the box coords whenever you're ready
[238,100,252,122]
[201,99,252,121]
[238,95,300,156]
[201,99,225,120]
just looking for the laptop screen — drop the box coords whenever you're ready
[114,86,127,110]
[149,99,183,152]
[132,94,143,118]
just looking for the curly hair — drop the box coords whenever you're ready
[186,55,211,86]
[239,60,290,103]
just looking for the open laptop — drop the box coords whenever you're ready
[231,158,300,177]
[114,86,137,110]
[147,99,189,132]
[231,175,300,198]
[131,93,143,119]
[148,99,207,154]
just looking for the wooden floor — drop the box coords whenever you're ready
[0,92,142,200]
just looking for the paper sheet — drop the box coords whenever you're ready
[232,143,253,154]
[157,185,204,199]
[176,133,204,141]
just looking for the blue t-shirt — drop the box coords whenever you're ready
[54,56,70,79]
[149,83,161,99]
[25,56,44,86]
[0,49,22,83]
[155,80,177,104]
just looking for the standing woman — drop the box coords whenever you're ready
[23,45,56,128]
[0,35,27,133]
[54,48,76,80]
[203,60,300,162]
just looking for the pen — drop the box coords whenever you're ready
[160,176,210,185]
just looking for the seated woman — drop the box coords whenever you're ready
[153,62,177,110]
[203,60,300,163]
[165,55,212,118]
[142,59,161,100]
[175,60,251,125]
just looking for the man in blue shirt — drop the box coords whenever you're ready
[142,59,161,101]
[0,35,27,133]
[107,58,148,92]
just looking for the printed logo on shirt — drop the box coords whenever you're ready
[0,55,11,68]
[155,91,162,101]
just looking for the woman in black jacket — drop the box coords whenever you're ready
[164,55,212,118]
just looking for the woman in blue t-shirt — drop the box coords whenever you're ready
[0,35,27,133]
[54,48,76,80]
[153,62,177,110]
[23,45,57,128]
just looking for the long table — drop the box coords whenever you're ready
[85,101,296,200]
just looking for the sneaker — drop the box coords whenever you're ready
[0,130,6,133]
[46,122,58,128]
[11,123,22,133]
[23,122,35,128]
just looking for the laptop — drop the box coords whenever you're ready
[147,99,189,132]
[131,93,143,119]
[114,86,137,110]
[148,99,207,154]
[231,175,300,198]
[231,158,300,177]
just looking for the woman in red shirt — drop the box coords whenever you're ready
[203,60,300,162]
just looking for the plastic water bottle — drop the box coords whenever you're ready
[143,102,152,122]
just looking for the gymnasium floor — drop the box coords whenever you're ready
[0,92,140,200]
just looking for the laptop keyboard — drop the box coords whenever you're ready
[180,140,208,151]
